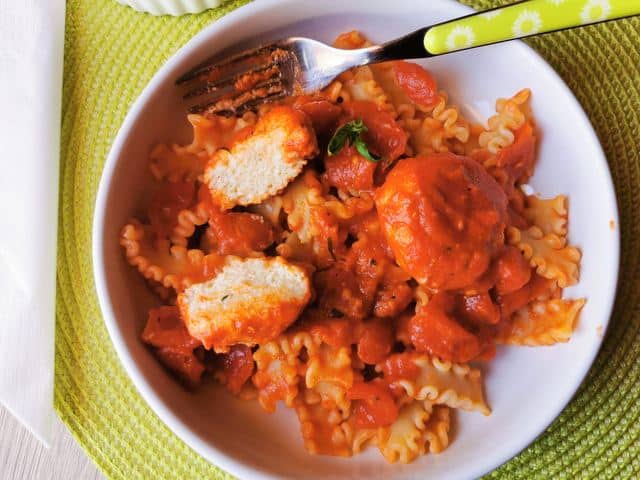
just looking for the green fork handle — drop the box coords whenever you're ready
[379,0,640,59]
[425,0,639,54]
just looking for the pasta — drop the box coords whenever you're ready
[524,194,568,237]
[496,298,586,346]
[507,225,581,288]
[120,31,585,466]
[384,354,490,415]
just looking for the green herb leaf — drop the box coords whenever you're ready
[221,295,229,301]
[327,125,351,156]
[327,119,380,162]
[354,137,381,162]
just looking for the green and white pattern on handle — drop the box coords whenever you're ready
[424,0,640,54]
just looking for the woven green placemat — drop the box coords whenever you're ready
[55,0,640,478]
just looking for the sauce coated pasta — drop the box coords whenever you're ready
[120,31,584,464]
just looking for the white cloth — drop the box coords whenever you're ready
[0,0,66,447]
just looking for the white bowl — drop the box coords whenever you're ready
[93,0,620,478]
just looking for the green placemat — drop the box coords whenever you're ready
[56,0,640,478]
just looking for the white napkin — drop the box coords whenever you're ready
[0,0,66,447]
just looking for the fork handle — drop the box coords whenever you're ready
[380,0,639,58]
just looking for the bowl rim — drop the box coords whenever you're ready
[92,0,620,478]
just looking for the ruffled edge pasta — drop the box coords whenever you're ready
[508,225,581,288]
[479,88,531,155]
[120,220,223,292]
[497,298,586,346]
[524,194,568,237]
[383,354,490,415]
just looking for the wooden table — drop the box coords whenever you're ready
[0,405,102,480]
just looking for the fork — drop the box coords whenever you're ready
[177,0,638,117]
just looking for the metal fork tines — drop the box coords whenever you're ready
[177,44,297,116]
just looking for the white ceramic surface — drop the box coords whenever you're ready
[93,1,620,478]
[115,0,224,16]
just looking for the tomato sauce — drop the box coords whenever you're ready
[342,101,407,161]
[459,292,501,326]
[498,273,553,319]
[393,61,439,108]
[376,153,508,290]
[199,185,274,256]
[356,319,394,365]
[292,96,343,136]
[324,144,377,191]
[141,306,205,386]
[496,121,536,185]
[142,306,201,354]
[148,180,196,238]
[409,292,484,363]
[378,352,421,381]
[347,380,398,428]
[494,245,531,295]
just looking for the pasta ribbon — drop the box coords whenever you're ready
[479,88,530,155]
[248,195,284,228]
[404,92,470,155]
[524,195,568,237]
[149,113,257,181]
[305,343,353,418]
[186,112,257,155]
[369,61,417,120]
[422,405,451,454]
[384,355,490,415]
[341,65,397,115]
[508,226,581,288]
[170,202,209,247]
[378,400,432,464]
[149,144,209,182]
[281,171,335,244]
[339,415,378,455]
[497,298,586,346]
[119,220,223,291]
[294,392,351,457]
[252,340,302,412]
[279,170,372,266]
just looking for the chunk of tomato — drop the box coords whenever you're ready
[221,344,255,395]
[356,319,394,365]
[409,292,483,363]
[347,381,398,428]
[393,61,439,108]
[148,180,196,238]
[496,121,536,184]
[495,246,532,295]
[324,144,376,191]
[142,306,201,354]
[342,101,407,161]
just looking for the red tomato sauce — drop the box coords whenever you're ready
[142,306,201,354]
[292,96,343,136]
[323,144,377,191]
[142,306,205,386]
[378,352,422,381]
[496,121,536,185]
[409,292,485,363]
[199,185,274,256]
[347,380,399,428]
[393,61,439,108]
[342,101,407,161]
[148,180,196,238]
[356,319,394,365]
[498,273,553,319]
[376,153,508,291]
